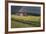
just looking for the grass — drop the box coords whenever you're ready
[11,15,40,28]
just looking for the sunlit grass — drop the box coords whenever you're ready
[11,15,40,28]
[11,15,40,21]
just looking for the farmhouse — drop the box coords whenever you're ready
[16,7,27,16]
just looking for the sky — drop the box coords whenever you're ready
[11,6,41,15]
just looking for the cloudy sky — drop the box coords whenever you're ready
[11,6,41,15]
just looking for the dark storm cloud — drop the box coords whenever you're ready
[11,6,41,15]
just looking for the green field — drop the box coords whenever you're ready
[11,15,40,28]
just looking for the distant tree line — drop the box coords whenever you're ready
[11,12,40,16]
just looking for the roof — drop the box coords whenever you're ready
[18,7,27,12]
